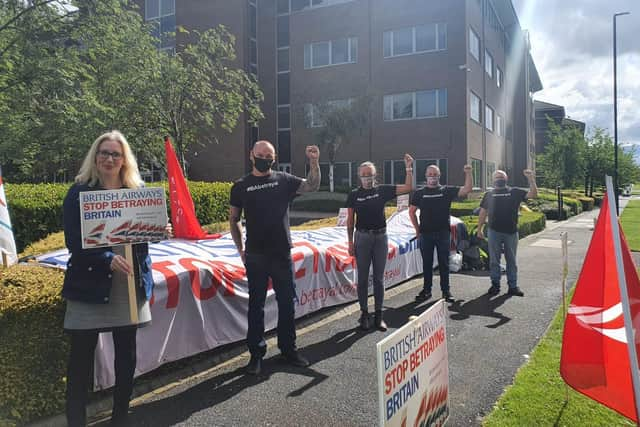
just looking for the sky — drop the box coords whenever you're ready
[512,0,640,147]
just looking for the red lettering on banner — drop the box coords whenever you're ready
[292,251,306,279]
[292,241,320,274]
[179,258,217,300]
[387,243,397,260]
[325,243,355,273]
[208,260,244,296]
[152,261,181,309]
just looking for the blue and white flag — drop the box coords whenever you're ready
[0,167,17,266]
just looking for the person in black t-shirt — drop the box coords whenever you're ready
[346,154,414,331]
[229,140,320,375]
[409,164,473,302]
[477,169,538,297]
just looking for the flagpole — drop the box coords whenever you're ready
[560,230,569,403]
[606,175,640,421]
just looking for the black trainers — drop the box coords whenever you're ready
[374,311,388,332]
[246,356,262,375]
[487,284,500,296]
[359,311,371,331]
[415,289,432,302]
[442,291,453,302]
[282,351,310,368]
[508,287,524,297]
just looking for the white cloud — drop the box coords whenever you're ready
[512,0,640,144]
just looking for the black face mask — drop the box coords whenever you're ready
[253,157,273,173]
[494,179,507,188]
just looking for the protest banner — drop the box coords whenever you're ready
[397,194,410,212]
[337,208,349,226]
[377,300,449,427]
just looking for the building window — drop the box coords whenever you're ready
[485,104,494,132]
[383,23,446,58]
[277,0,290,14]
[485,50,493,78]
[277,130,291,162]
[304,38,357,69]
[469,27,480,61]
[278,106,290,129]
[277,48,289,72]
[471,158,482,188]
[277,73,290,104]
[277,15,289,47]
[496,67,502,88]
[470,91,481,123]
[305,98,353,128]
[496,114,503,137]
[146,0,175,50]
[383,89,447,121]
[287,0,355,13]
[487,162,496,186]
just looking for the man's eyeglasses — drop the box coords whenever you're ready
[97,150,123,161]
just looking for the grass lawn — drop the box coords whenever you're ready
[482,291,634,427]
[620,199,640,251]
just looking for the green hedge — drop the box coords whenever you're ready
[290,191,348,212]
[0,265,68,426]
[461,211,546,239]
[4,184,70,254]
[4,181,232,252]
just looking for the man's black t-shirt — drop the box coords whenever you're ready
[480,187,528,233]
[410,186,460,233]
[346,185,396,230]
[230,171,303,255]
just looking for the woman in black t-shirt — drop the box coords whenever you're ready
[346,154,414,331]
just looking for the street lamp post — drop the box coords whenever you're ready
[613,11,630,216]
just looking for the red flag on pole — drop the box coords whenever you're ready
[164,137,220,240]
[560,183,640,421]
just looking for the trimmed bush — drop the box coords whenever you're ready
[450,199,480,217]
[4,183,70,253]
[0,265,68,426]
[461,211,546,239]
[290,191,348,213]
[4,181,232,252]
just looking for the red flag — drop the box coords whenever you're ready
[560,191,640,421]
[164,137,220,240]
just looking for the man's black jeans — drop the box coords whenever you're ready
[245,252,297,358]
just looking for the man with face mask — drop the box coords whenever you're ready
[229,141,321,375]
[477,169,538,297]
[346,154,414,331]
[409,164,473,302]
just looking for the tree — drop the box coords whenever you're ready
[152,26,264,175]
[308,96,370,192]
[537,116,586,189]
[583,127,640,195]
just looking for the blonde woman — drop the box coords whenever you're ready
[346,154,414,331]
[62,131,161,426]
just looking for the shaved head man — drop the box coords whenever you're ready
[229,140,320,375]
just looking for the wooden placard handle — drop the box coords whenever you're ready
[124,244,139,324]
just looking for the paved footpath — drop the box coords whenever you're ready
[80,209,599,427]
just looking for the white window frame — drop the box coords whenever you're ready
[485,49,493,79]
[470,91,481,124]
[304,37,357,69]
[496,114,503,136]
[485,104,494,132]
[496,66,502,88]
[383,89,447,121]
[469,27,480,61]
[383,23,447,58]
[286,0,354,14]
